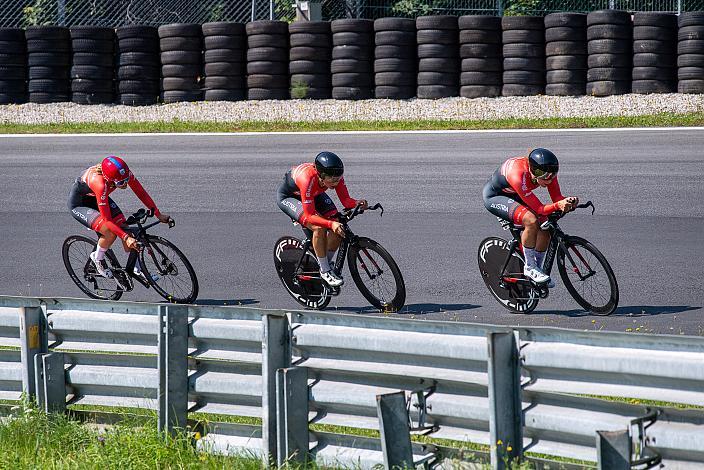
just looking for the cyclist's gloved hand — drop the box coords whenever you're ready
[331,221,345,238]
[557,198,573,212]
[157,212,171,224]
[125,236,139,251]
[358,199,369,211]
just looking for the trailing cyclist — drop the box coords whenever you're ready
[276,151,368,287]
[483,148,579,286]
[68,156,171,283]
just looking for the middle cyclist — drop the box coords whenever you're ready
[277,151,368,287]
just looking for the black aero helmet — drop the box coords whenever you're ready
[528,148,559,177]
[315,151,344,177]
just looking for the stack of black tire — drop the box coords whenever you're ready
[586,10,632,96]
[0,28,26,104]
[27,26,70,103]
[416,16,459,99]
[502,16,545,96]
[70,27,115,105]
[116,26,160,106]
[202,22,246,101]
[247,21,289,100]
[632,13,677,94]
[331,19,374,100]
[289,21,331,99]
[677,12,704,94]
[159,23,202,103]
[458,15,502,98]
[374,17,415,99]
[544,13,587,96]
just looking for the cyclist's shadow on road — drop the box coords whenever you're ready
[194,298,260,306]
[329,303,481,315]
[545,305,700,317]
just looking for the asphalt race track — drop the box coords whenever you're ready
[0,129,702,334]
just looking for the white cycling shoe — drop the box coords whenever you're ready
[90,252,113,279]
[133,268,159,283]
[321,269,344,287]
[524,266,550,285]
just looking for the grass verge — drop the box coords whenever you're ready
[0,403,266,469]
[0,112,703,134]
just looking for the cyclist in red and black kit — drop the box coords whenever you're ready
[483,148,578,286]
[68,156,171,283]
[277,151,368,287]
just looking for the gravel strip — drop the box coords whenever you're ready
[0,94,703,124]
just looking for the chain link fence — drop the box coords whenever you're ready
[0,0,702,27]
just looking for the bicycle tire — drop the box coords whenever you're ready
[62,235,123,301]
[140,235,199,304]
[273,236,331,309]
[348,236,406,312]
[477,236,538,314]
[557,236,619,315]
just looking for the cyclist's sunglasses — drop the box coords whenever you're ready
[321,169,343,178]
[115,175,131,186]
[532,167,556,180]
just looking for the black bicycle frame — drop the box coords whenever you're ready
[116,218,165,288]
[293,226,357,279]
[499,224,563,284]
[499,218,597,285]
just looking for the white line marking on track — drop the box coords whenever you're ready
[0,127,703,138]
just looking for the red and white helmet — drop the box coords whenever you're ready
[101,156,131,185]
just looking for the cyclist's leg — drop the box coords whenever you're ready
[483,188,547,281]
[314,194,341,261]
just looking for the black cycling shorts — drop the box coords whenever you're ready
[68,180,124,230]
[276,180,337,224]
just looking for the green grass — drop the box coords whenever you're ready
[0,403,266,469]
[0,112,703,134]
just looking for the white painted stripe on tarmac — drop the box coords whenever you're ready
[0,127,703,138]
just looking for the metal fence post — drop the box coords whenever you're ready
[596,430,631,470]
[276,367,309,466]
[157,305,188,435]
[262,314,291,465]
[20,306,48,399]
[488,331,522,469]
[40,352,66,413]
[377,391,414,470]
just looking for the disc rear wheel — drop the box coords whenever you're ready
[477,236,538,314]
[273,236,331,310]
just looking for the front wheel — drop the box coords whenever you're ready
[348,237,406,312]
[140,236,199,304]
[557,236,619,315]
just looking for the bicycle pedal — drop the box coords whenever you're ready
[329,286,341,296]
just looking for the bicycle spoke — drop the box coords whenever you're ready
[566,246,610,308]
[355,249,395,305]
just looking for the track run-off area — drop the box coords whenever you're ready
[0,128,702,334]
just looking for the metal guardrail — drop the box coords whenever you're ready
[0,295,703,469]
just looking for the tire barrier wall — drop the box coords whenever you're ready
[331,19,374,100]
[0,12,703,105]
[374,17,416,99]
[202,21,247,102]
[289,21,332,100]
[545,13,587,96]
[459,15,502,98]
[678,11,704,93]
